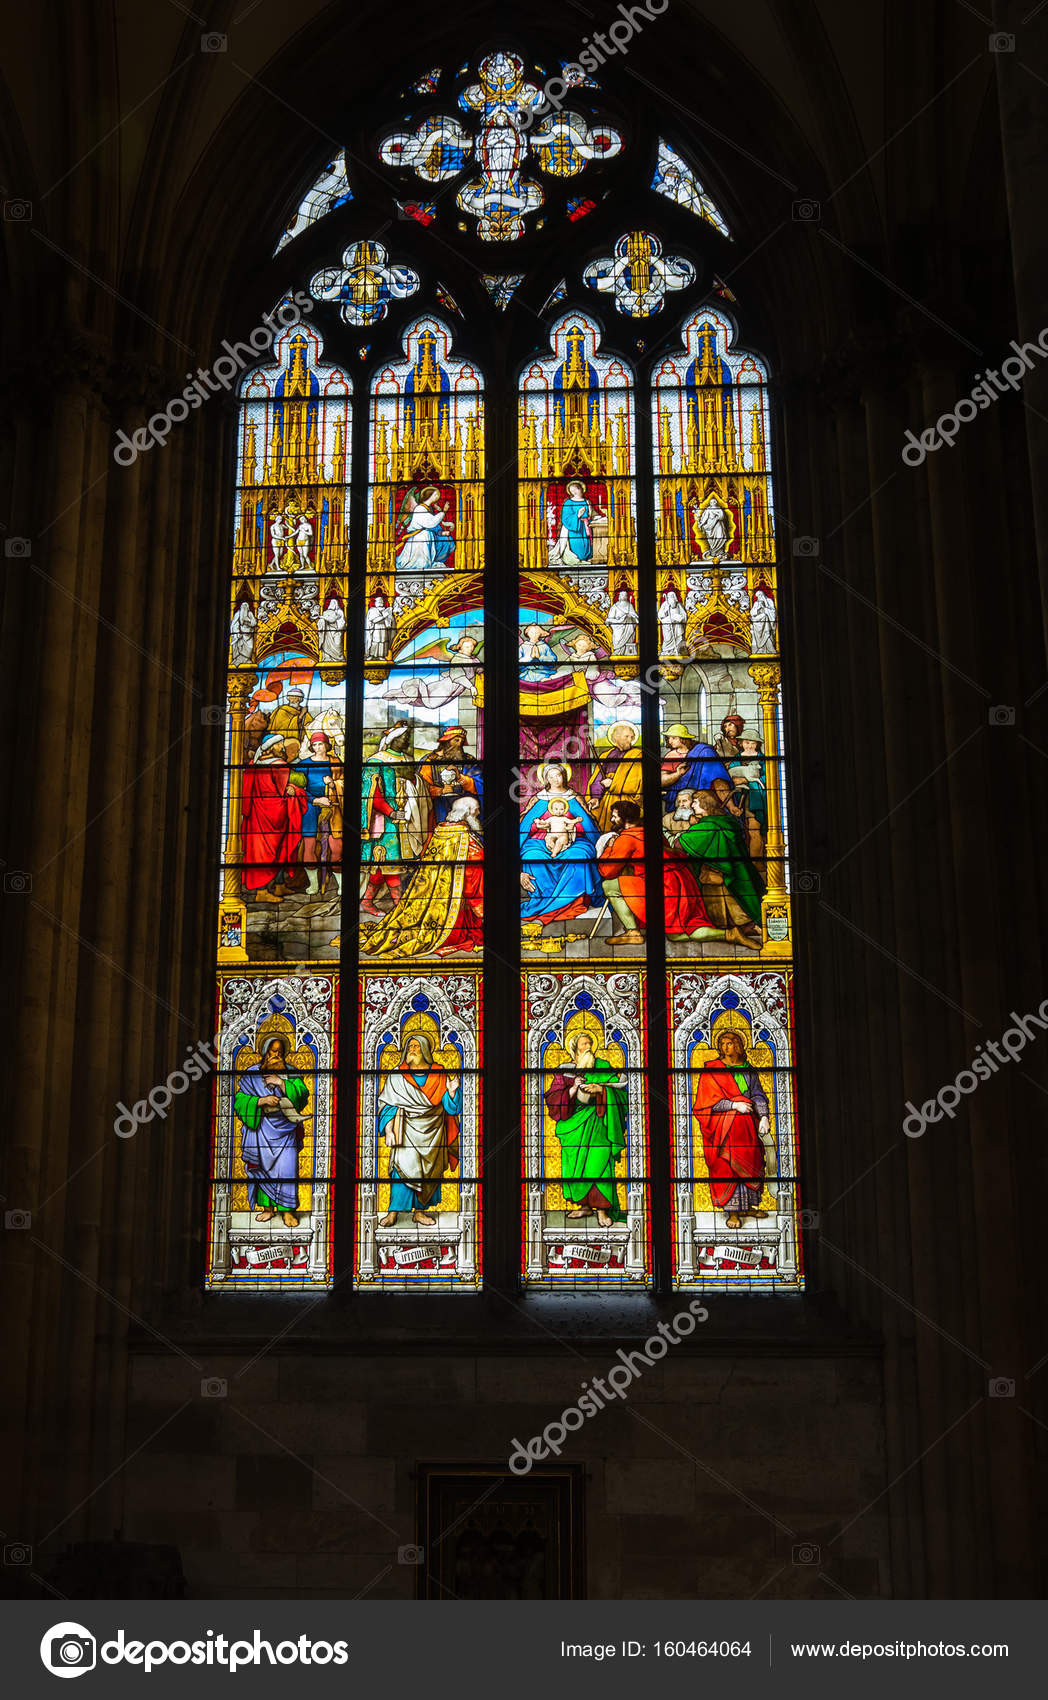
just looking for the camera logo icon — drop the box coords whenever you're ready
[792,535,819,557]
[398,1543,424,1565]
[988,1377,1015,1398]
[795,871,821,894]
[2,200,31,222]
[5,1210,31,1230]
[201,31,227,51]
[200,705,224,726]
[989,32,1015,52]
[792,199,821,223]
[5,537,31,557]
[792,1542,820,1565]
[988,705,1015,727]
[40,1623,96,1679]
[201,1377,227,1398]
[3,871,32,894]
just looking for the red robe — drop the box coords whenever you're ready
[663,845,715,935]
[693,1063,765,1208]
[597,824,646,923]
[597,832,715,935]
[438,838,484,953]
[241,761,307,891]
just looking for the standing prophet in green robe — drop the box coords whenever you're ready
[543,1032,628,1228]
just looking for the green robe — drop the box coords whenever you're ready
[550,1061,628,1221]
[676,813,764,923]
[234,1073,308,1212]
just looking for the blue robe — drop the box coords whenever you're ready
[293,756,331,837]
[557,498,594,561]
[520,793,602,921]
[235,1066,308,1211]
[664,741,732,808]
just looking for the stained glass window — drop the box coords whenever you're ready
[310,241,420,327]
[584,232,696,317]
[207,43,804,1297]
[481,274,525,310]
[652,139,730,237]
[274,150,353,254]
[378,49,623,240]
[208,313,351,1287]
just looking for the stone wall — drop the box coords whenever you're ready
[123,1350,887,1599]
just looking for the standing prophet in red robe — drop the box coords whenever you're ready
[692,1029,772,1229]
[240,734,308,903]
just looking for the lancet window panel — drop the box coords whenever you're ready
[209,316,352,1290]
[355,971,483,1290]
[354,316,486,1290]
[653,308,803,1291]
[206,976,339,1289]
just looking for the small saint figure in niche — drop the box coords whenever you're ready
[607,588,639,653]
[549,479,605,565]
[394,485,455,570]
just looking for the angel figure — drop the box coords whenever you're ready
[394,485,455,571]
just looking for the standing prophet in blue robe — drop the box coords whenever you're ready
[235,1037,309,1226]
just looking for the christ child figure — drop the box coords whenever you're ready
[529,796,578,857]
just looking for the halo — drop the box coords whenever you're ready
[607,721,638,743]
[564,1017,603,1056]
[710,1014,751,1059]
[537,759,572,787]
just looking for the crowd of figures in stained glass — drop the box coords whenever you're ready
[205,42,802,1293]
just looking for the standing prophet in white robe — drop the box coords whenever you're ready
[376,1032,462,1226]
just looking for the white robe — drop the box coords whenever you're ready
[395,508,449,570]
[608,600,639,653]
[317,602,346,662]
[750,593,777,654]
[365,606,395,658]
[379,1069,450,1192]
